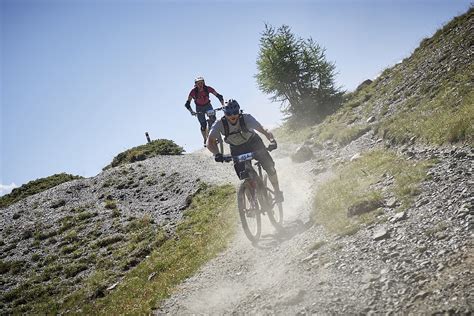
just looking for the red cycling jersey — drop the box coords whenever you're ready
[189,85,217,106]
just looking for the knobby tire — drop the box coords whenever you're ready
[263,175,284,230]
[237,182,262,243]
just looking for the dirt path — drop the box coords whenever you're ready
[155,151,333,314]
[156,144,473,314]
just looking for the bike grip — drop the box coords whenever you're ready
[267,141,277,151]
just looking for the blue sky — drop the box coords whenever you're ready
[1,0,471,195]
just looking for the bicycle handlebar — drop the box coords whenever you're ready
[205,107,223,116]
[191,107,224,117]
[221,141,277,163]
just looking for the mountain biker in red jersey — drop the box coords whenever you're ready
[206,99,284,203]
[184,76,225,146]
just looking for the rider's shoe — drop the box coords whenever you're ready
[274,190,284,203]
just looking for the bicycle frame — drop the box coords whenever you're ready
[225,151,269,211]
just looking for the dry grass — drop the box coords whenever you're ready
[312,149,433,235]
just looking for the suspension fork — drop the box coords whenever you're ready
[256,163,263,180]
[242,178,257,210]
[254,162,271,211]
[243,162,258,207]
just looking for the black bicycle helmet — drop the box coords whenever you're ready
[223,99,240,116]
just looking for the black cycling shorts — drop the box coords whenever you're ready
[230,134,276,179]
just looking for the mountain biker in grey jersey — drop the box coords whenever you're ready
[207,99,284,203]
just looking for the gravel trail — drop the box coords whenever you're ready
[156,142,473,315]
[156,150,320,315]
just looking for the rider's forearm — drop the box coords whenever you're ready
[207,138,219,155]
[256,127,274,141]
[214,92,224,105]
[267,131,275,141]
[185,100,191,110]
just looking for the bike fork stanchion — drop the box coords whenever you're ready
[219,141,224,155]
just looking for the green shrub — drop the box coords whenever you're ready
[31,254,41,262]
[0,260,10,274]
[59,216,75,233]
[315,122,370,145]
[64,263,88,278]
[0,173,82,209]
[105,199,117,210]
[94,235,124,248]
[103,139,184,170]
[77,211,98,221]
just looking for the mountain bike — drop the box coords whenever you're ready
[223,143,284,243]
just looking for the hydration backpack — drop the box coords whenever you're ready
[193,85,209,99]
[221,113,249,138]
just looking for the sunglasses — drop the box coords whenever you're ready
[225,111,240,117]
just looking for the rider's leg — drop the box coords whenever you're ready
[230,144,249,180]
[267,169,284,203]
[253,137,284,203]
[206,114,216,143]
[200,104,215,145]
[197,112,207,146]
[200,129,207,145]
[204,127,209,142]
[267,170,281,192]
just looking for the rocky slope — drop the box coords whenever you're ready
[328,7,473,146]
[156,137,473,314]
[0,152,236,313]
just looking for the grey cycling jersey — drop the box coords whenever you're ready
[209,113,263,146]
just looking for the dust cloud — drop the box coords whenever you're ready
[157,148,320,314]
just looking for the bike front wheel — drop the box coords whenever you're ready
[263,175,284,230]
[237,183,262,243]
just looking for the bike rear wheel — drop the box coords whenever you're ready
[237,183,262,243]
[263,175,284,230]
